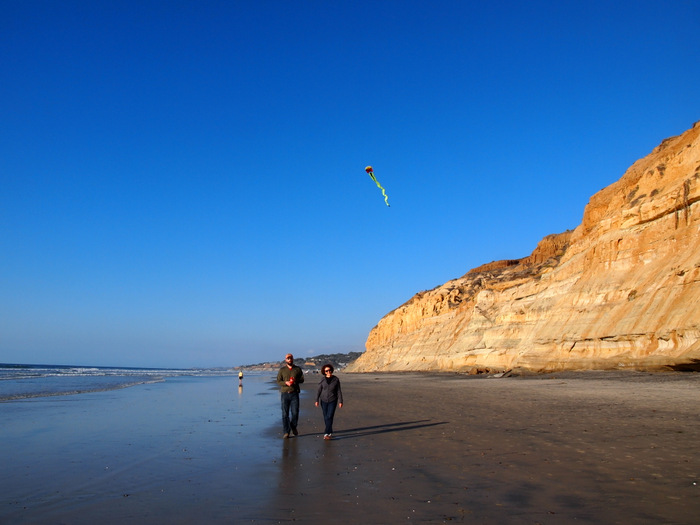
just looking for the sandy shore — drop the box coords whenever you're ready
[271,371,700,524]
[2,371,699,524]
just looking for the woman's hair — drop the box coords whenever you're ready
[322,363,334,374]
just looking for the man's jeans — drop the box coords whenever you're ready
[281,392,300,434]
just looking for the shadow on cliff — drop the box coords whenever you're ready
[667,359,700,372]
[331,419,448,440]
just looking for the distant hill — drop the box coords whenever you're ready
[237,352,362,373]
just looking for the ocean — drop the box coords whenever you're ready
[0,363,240,401]
[0,364,290,522]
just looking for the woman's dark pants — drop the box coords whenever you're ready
[321,400,337,435]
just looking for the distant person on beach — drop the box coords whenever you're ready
[277,353,304,439]
[314,364,343,440]
[238,370,243,387]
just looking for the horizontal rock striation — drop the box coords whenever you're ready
[347,121,700,373]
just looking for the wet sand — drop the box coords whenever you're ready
[2,371,699,524]
[273,371,700,524]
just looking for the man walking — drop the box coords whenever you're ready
[276,353,304,439]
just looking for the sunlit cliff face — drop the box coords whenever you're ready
[348,122,700,374]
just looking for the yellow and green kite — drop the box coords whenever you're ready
[365,166,390,207]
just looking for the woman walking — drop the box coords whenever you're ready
[315,364,343,440]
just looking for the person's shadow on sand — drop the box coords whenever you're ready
[322,420,448,440]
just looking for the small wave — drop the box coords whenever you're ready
[0,377,165,402]
[0,365,241,381]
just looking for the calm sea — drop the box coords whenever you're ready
[0,363,242,401]
[0,365,289,522]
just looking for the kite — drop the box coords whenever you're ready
[365,166,390,207]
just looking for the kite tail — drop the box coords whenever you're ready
[369,173,390,206]
[380,186,390,206]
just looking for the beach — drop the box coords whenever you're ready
[2,371,699,523]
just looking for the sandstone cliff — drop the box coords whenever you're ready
[347,121,700,373]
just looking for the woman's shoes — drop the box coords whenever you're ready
[323,434,332,440]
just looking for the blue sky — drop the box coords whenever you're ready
[2,1,699,368]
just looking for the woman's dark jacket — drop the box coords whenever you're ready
[315,375,343,404]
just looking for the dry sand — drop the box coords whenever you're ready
[2,371,699,524]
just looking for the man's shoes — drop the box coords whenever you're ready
[323,434,332,440]
[283,433,289,439]
[291,426,298,436]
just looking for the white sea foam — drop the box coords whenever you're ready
[0,364,251,401]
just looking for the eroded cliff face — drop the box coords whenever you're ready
[347,122,700,373]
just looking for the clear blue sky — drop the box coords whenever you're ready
[2,1,698,368]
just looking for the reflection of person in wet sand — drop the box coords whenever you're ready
[276,353,304,439]
[315,364,343,440]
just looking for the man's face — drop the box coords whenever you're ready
[285,354,294,366]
